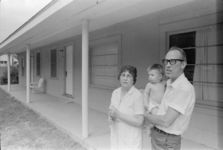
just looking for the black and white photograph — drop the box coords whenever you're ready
[0,0,222,150]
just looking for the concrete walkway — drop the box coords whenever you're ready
[0,85,216,150]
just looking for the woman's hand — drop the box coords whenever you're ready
[109,106,120,121]
[108,114,114,125]
[110,105,144,127]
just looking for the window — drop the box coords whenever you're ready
[90,36,120,89]
[169,31,196,82]
[21,58,25,76]
[168,24,223,108]
[36,52,41,76]
[50,49,57,78]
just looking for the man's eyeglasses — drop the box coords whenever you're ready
[162,59,184,65]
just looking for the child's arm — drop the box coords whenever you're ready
[143,83,151,106]
[144,83,151,96]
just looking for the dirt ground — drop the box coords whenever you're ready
[0,89,86,150]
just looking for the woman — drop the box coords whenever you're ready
[109,65,144,150]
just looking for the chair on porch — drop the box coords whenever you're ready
[30,78,46,93]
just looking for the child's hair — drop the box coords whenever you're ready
[147,64,164,78]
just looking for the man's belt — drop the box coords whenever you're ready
[153,126,178,136]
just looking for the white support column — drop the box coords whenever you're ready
[7,54,11,92]
[26,46,30,103]
[82,19,89,138]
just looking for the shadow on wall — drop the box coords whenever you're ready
[217,1,223,149]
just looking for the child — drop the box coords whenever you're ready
[143,64,166,132]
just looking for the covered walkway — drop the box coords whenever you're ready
[0,84,215,150]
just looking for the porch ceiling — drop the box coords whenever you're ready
[0,0,194,54]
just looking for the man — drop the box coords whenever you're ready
[144,47,195,150]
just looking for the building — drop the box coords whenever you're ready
[0,54,18,84]
[0,54,18,67]
[0,0,222,149]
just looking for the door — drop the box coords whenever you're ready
[65,45,73,96]
[30,54,34,83]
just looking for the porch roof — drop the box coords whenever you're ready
[0,0,194,54]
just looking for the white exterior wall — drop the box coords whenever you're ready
[17,1,223,149]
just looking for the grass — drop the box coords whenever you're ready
[0,89,86,150]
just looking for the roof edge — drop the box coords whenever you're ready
[0,0,58,45]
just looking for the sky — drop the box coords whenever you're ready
[0,0,52,43]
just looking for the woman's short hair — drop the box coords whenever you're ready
[118,65,137,84]
[147,64,164,77]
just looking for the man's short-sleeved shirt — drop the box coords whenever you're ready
[156,74,195,135]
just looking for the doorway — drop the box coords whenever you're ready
[65,45,73,96]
